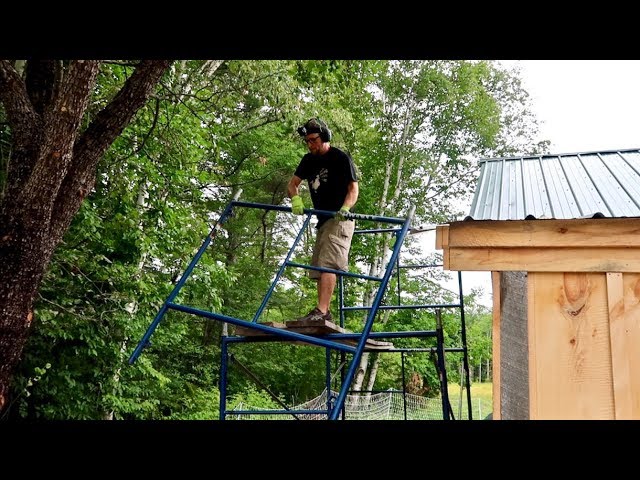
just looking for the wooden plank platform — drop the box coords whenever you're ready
[234,319,393,351]
[285,318,350,334]
[234,321,286,336]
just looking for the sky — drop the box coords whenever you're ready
[505,60,640,153]
[427,60,640,307]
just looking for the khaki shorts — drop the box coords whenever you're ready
[309,219,355,279]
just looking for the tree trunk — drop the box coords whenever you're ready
[364,353,380,399]
[0,59,172,413]
[352,352,369,392]
[353,99,414,392]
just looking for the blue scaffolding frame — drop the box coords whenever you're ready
[129,200,473,420]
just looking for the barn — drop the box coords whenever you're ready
[436,148,640,419]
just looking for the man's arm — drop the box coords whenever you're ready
[288,175,302,198]
[288,175,305,215]
[343,181,359,209]
[334,181,359,221]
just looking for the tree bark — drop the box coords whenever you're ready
[352,352,370,392]
[0,59,172,412]
[365,353,380,399]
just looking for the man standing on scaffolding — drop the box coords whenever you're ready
[287,118,359,323]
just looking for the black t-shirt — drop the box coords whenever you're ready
[294,146,358,228]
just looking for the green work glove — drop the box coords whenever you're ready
[291,195,304,215]
[335,205,350,222]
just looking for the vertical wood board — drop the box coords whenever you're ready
[607,272,640,419]
[529,272,614,419]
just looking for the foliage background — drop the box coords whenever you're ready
[1,60,545,420]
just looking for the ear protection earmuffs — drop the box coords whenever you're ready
[297,118,332,142]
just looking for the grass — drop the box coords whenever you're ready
[447,382,493,420]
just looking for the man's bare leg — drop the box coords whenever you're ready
[317,272,336,314]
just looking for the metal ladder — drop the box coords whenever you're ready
[128,200,456,420]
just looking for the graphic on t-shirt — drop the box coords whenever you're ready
[310,168,329,192]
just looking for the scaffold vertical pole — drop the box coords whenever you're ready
[329,206,415,420]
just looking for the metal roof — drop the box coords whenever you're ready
[467,148,640,220]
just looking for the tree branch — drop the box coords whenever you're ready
[18,61,102,209]
[73,60,173,166]
[50,60,173,239]
[134,96,160,156]
[0,60,39,148]
[25,60,63,116]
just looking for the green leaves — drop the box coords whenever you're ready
[10,59,541,419]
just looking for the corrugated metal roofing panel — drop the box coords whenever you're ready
[561,155,600,216]
[542,155,577,218]
[468,148,640,220]
[521,157,551,218]
[607,152,640,211]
